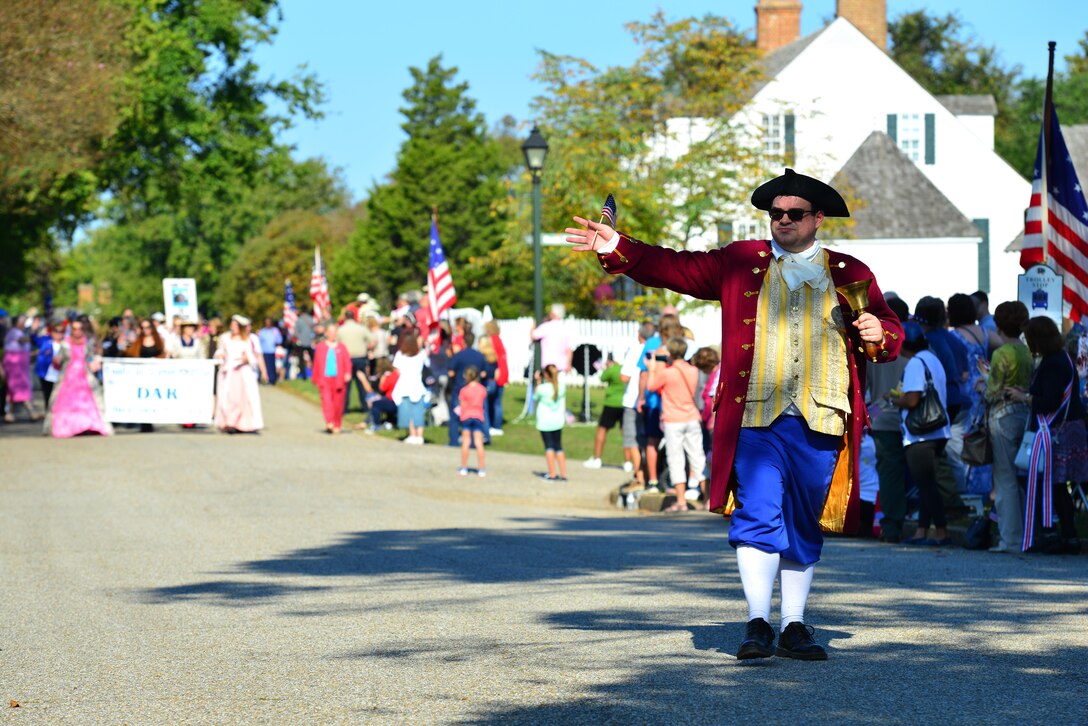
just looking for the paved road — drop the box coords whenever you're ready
[2,389,1087,724]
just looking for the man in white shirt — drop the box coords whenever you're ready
[619,322,654,485]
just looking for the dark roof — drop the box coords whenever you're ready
[831,131,981,240]
[935,95,998,116]
[1066,124,1088,181]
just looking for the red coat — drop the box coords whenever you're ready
[598,236,904,532]
[491,334,509,387]
[312,341,352,389]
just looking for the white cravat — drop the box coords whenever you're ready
[771,239,829,292]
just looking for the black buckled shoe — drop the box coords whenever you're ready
[735,618,775,660]
[776,622,828,660]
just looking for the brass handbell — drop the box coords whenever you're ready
[835,279,882,362]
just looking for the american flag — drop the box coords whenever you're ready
[599,193,617,227]
[309,246,331,322]
[427,212,457,320]
[283,280,298,334]
[1020,104,1088,318]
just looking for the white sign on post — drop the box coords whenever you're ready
[1017,264,1064,326]
[102,359,216,424]
[163,278,199,323]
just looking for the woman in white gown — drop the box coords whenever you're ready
[214,315,263,433]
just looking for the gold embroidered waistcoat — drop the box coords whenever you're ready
[742,252,851,436]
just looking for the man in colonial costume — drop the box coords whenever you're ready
[566,169,903,660]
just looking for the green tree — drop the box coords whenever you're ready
[889,12,1020,106]
[338,56,511,309]
[483,12,764,317]
[0,0,131,295]
[59,0,331,314]
[215,204,363,320]
[62,157,348,316]
[1000,72,1088,179]
[1066,31,1088,76]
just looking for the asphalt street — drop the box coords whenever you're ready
[2,388,1087,724]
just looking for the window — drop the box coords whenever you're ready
[717,221,734,247]
[762,113,783,157]
[897,113,922,162]
[731,220,765,241]
[762,113,796,162]
[887,112,936,165]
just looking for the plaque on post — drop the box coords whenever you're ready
[1017,264,1063,325]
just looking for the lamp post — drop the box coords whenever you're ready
[522,126,549,372]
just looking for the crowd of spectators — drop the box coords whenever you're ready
[1,286,1085,553]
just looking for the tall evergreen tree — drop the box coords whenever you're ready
[339,57,510,309]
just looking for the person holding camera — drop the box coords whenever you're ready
[646,336,706,511]
[566,169,902,661]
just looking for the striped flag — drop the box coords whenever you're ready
[309,246,331,322]
[1020,46,1088,318]
[427,212,457,320]
[283,280,298,334]
[600,193,617,227]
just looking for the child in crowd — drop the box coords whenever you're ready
[583,352,626,469]
[534,364,568,481]
[457,366,487,477]
[647,336,706,511]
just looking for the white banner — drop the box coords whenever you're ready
[103,359,216,424]
[163,278,199,324]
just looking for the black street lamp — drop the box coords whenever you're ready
[521,126,549,372]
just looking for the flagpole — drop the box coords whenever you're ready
[1041,41,1056,265]
[430,205,439,320]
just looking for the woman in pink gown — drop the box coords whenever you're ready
[214,316,264,433]
[44,319,113,437]
[4,314,40,422]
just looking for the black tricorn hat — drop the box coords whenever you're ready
[751,168,850,217]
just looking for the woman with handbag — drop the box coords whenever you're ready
[1007,316,1085,554]
[889,321,952,546]
[983,301,1032,553]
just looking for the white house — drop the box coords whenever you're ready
[670,1,1031,311]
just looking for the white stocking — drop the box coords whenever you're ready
[779,559,815,630]
[736,545,780,622]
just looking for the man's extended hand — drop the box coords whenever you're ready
[853,312,884,343]
[564,216,615,252]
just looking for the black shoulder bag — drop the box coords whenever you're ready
[905,358,949,435]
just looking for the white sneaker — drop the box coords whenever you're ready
[489,428,504,437]
[622,461,634,473]
[583,457,602,469]
[478,469,487,478]
[458,467,468,476]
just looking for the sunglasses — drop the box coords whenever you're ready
[768,208,816,222]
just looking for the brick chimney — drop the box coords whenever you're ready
[836,0,887,50]
[756,0,802,53]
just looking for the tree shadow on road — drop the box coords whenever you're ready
[136,514,1088,628]
[133,515,1088,721]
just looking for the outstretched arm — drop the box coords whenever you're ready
[565,216,726,301]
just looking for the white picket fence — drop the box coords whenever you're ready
[491,307,724,386]
[496,317,638,386]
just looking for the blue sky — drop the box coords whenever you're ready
[253,1,1084,201]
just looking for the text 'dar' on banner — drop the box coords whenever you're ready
[102,359,216,424]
